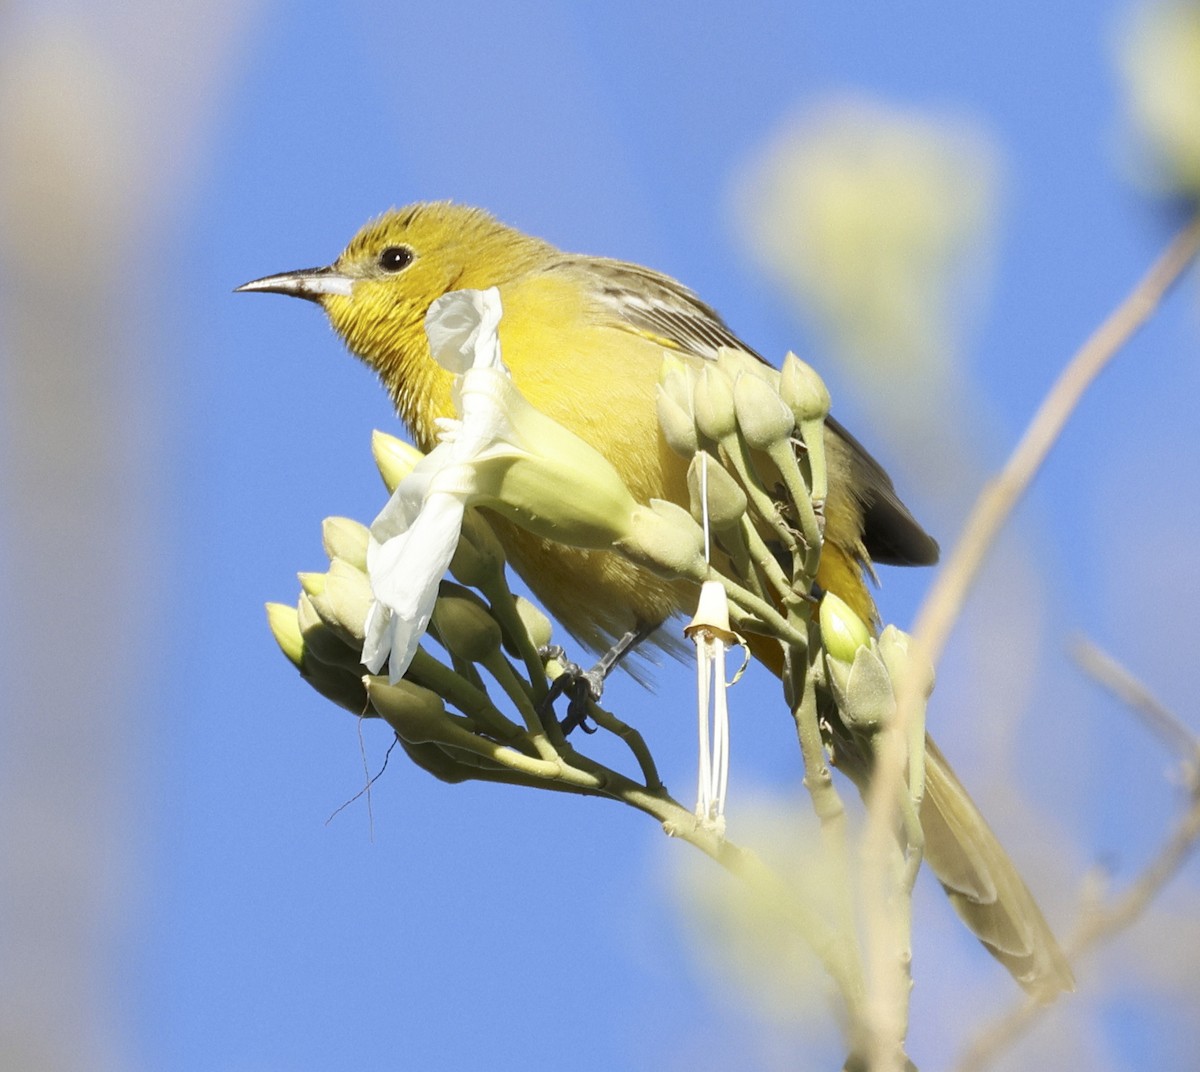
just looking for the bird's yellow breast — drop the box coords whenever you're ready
[495,272,687,507]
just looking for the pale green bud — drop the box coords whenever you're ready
[617,499,708,579]
[431,583,503,664]
[733,370,796,451]
[514,596,553,650]
[297,592,362,672]
[321,516,370,572]
[692,363,738,441]
[819,591,872,663]
[266,602,305,669]
[830,643,896,731]
[308,559,373,646]
[469,370,643,549]
[371,430,425,493]
[365,676,449,742]
[297,571,325,597]
[657,357,699,457]
[780,353,831,424]
[687,451,747,531]
[714,345,772,379]
[449,509,506,588]
[877,625,935,699]
[303,656,372,715]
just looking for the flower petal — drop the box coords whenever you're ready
[362,489,466,682]
[425,287,504,375]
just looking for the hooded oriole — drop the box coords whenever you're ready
[238,201,1073,999]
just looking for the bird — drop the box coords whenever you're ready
[238,200,1074,1000]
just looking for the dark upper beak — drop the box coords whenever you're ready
[234,264,353,303]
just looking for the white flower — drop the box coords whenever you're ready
[362,287,645,683]
[685,580,746,835]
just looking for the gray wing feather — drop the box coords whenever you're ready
[552,255,939,567]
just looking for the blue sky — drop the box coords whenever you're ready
[4,2,1199,1070]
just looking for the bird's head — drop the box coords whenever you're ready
[237,201,552,436]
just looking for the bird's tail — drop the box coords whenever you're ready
[919,734,1075,1001]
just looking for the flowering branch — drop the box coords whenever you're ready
[268,286,938,1066]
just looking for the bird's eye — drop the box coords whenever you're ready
[378,246,414,272]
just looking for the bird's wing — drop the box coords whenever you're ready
[551,255,940,568]
[568,255,755,361]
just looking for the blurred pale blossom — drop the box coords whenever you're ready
[734,98,1000,436]
[668,795,839,1031]
[1117,0,1200,195]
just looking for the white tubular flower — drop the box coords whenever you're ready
[362,287,648,683]
[685,580,747,836]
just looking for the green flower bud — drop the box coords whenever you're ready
[465,368,645,549]
[449,509,506,588]
[780,353,831,424]
[686,451,747,531]
[371,430,424,493]
[394,738,475,784]
[692,363,738,441]
[266,602,305,669]
[308,559,373,645]
[733,370,796,451]
[321,516,369,572]
[302,656,372,715]
[431,583,503,664]
[365,676,449,742]
[819,591,872,663]
[297,592,362,672]
[617,499,708,579]
[832,643,896,731]
[877,624,935,699]
[657,357,699,457]
[514,596,553,650]
[297,571,325,597]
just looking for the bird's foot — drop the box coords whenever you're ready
[537,646,602,734]
[537,626,655,736]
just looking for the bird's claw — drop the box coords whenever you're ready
[538,645,602,734]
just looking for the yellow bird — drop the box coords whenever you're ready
[238,201,1073,999]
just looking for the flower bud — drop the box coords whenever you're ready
[266,602,305,668]
[657,357,699,457]
[431,583,503,664]
[322,516,370,572]
[780,353,831,424]
[297,592,363,671]
[819,591,872,663]
[365,676,449,741]
[686,452,747,531]
[617,500,708,578]
[309,559,373,645]
[733,370,796,451]
[877,624,935,699]
[303,656,372,714]
[297,571,325,597]
[449,509,506,588]
[692,363,738,441]
[833,643,896,731]
[514,596,553,650]
[469,370,643,549]
[371,430,424,493]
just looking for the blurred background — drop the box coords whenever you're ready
[1,1,1198,1069]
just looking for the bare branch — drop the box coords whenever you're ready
[954,647,1200,1072]
[1070,636,1200,766]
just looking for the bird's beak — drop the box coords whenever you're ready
[234,264,354,303]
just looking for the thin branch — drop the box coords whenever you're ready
[864,212,1200,1069]
[1069,636,1200,765]
[954,647,1200,1072]
[912,213,1200,672]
